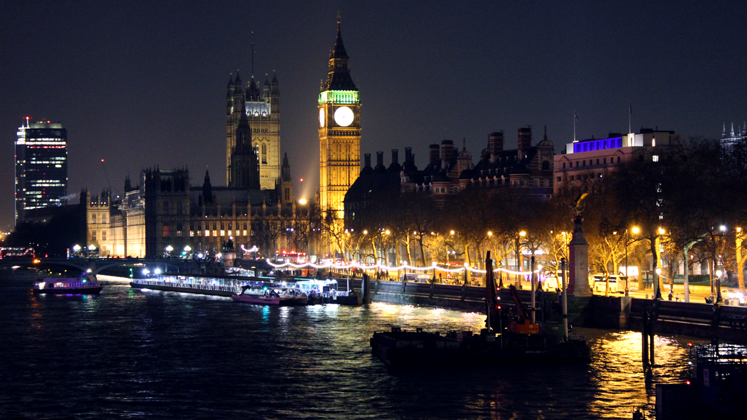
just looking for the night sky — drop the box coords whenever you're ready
[2,1,746,231]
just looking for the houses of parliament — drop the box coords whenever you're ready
[79,22,360,260]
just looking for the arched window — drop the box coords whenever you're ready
[91,214,97,223]
[262,144,267,164]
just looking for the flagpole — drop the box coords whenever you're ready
[573,110,577,142]
[628,103,632,134]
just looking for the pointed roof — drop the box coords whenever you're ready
[321,18,357,92]
[247,76,260,99]
[331,17,349,59]
[234,70,243,94]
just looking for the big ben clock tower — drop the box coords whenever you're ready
[318,17,361,218]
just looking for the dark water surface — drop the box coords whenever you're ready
[0,276,695,419]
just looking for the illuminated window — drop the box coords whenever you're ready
[92,214,96,223]
[652,155,659,162]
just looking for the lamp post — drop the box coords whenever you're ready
[653,227,666,300]
[625,226,640,297]
[517,230,526,288]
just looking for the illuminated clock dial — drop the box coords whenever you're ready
[333,106,354,127]
[319,108,325,127]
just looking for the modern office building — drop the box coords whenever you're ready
[553,128,682,196]
[15,118,68,225]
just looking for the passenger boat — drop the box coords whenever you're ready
[32,274,103,294]
[231,284,307,306]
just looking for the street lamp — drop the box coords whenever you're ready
[516,231,527,287]
[624,226,640,297]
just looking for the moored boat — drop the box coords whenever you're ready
[32,274,103,294]
[231,284,307,306]
[370,251,591,368]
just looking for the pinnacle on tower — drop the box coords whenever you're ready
[322,16,357,91]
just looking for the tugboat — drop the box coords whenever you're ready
[370,252,591,368]
[32,273,103,295]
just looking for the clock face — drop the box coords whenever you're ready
[319,108,325,127]
[334,106,354,127]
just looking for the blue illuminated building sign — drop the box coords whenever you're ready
[573,137,623,154]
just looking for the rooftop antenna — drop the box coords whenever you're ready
[100,159,112,192]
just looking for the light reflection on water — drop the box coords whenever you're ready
[0,278,700,419]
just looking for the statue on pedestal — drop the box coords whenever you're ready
[568,194,592,296]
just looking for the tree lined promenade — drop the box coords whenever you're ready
[308,138,747,303]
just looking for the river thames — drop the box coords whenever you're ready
[0,274,697,419]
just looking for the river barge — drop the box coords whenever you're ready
[370,252,591,367]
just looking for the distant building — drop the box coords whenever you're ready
[15,118,68,225]
[86,166,303,259]
[553,128,683,196]
[344,127,555,228]
[226,70,281,190]
[468,127,554,199]
[721,122,746,147]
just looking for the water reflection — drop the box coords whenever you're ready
[0,278,703,419]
